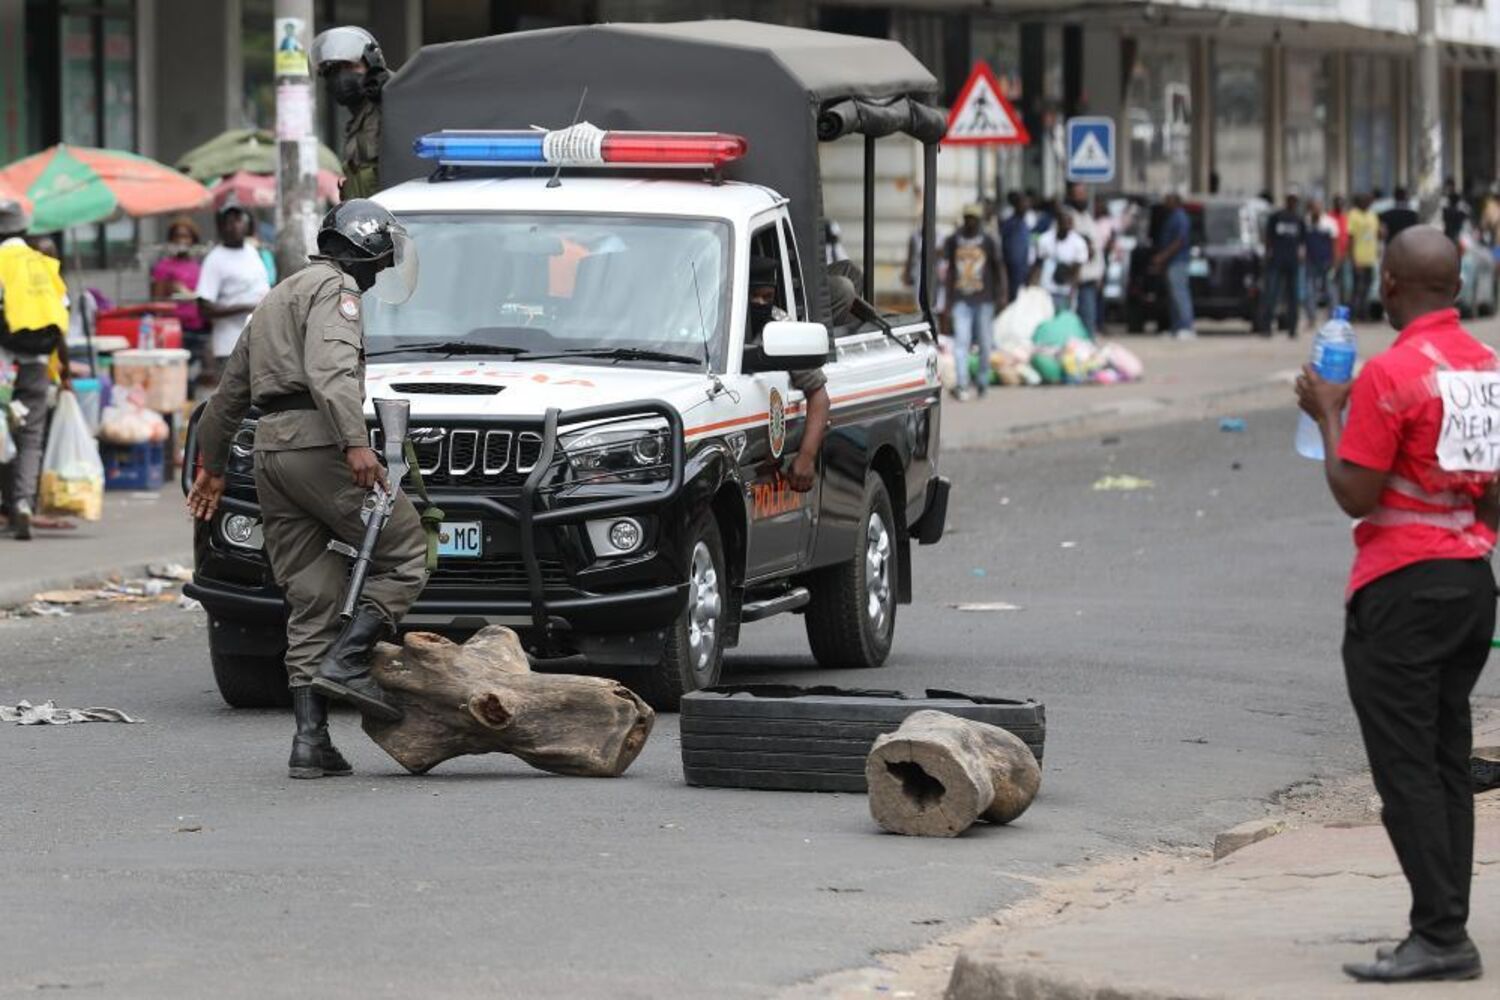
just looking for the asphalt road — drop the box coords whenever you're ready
[4,407,1498,999]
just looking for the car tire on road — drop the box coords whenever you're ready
[634,516,727,712]
[804,473,896,671]
[210,647,291,709]
[680,685,1045,792]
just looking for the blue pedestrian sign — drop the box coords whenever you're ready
[1065,117,1115,183]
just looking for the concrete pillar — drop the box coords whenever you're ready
[1266,44,1284,199]
[1192,35,1212,193]
[1396,59,1410,187]
[1330,52,1348,197]
[1449,64,1463,191]
[136,0,158,242]
[1414,0,1442,210]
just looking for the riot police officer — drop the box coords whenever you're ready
[189,199,426,778]
[312,26,389,200]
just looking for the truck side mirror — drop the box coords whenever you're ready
[744,320,830,373]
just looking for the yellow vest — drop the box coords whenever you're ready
[0,241,69,333]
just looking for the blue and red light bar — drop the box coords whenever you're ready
[413,123,748,170]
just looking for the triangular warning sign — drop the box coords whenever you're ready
[1070,132,1111,171]
[944,62,1030,147]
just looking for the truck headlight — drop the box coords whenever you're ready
[221,513,264,550]
[561,418,672,484]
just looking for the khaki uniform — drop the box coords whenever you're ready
[198,261,426,687]
[340,102,382,201]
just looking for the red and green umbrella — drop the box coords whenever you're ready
[0,144,211,233]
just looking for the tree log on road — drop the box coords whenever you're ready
[866,709,1041,837]
[360,626,654,777]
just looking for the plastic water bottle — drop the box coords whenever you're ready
[1295,305,1357,460]
[137,313,156,351]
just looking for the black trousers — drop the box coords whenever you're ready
[1343,558,1495,947]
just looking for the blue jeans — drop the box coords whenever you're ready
[951,298,995,392]
[1303,262,1331,326]
[1076,281,1100,334]
[1165,259,1194,333]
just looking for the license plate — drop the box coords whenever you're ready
[437,521,483,559]
[1188,259,1210,278]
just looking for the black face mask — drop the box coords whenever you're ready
[748,301,774,338]
[328,68,365,109]
[341,260,379,292]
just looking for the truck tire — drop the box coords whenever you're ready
[210,647,291,709]
[804,474,896,670]
[634,516,727,711]
[680,685,1045,792]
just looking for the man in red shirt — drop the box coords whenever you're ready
[1298,225,1497,983]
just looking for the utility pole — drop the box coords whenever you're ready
[274,0,318,280]
[1415,0,1442,214]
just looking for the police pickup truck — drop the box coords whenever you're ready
[185,21,950,709]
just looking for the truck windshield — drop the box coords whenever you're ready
[363,213,732,368]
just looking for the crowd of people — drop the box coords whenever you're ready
[0,197,275,543]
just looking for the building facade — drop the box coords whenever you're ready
[5,0,1498,281]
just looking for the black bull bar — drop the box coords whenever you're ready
[184,400,686,652]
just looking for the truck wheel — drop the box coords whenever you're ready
[211,647,291,708]
[208,617,289,710]
[804,474,896,670]
[635,517,727,711]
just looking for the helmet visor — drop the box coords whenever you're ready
[312,27,372,68]
[372,226,418,304]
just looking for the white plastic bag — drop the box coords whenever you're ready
[39,391,104,521]
[0,415,14,465]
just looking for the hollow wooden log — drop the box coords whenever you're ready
[865,709,1041,837]
[359,626,654,777]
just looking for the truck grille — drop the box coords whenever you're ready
[427,556,569,591]
[372,427,547,491]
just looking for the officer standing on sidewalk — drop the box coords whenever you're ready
[188,199,426,779]
[312,26,389,200]
[1297,225,1496,983]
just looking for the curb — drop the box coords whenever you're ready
[0,553,194,612]
[945,949,1196,1000]
[943,376,1292,452]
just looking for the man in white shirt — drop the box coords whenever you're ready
[196,200,270,365]
[1036,210,1090,315]
[1066,183,1106,334]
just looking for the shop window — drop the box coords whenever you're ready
[1284,51,1331,202]
[1212,45,1264,198]
[1124,37,1191,195]
[1350,54,1397,197]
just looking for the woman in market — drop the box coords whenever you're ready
[150,217,208,382]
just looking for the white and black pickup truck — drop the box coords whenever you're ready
[184,20,951,709]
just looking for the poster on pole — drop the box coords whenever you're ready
[274,17,309,77]
[944,62,1029,147]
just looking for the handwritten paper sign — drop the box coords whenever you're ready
[1437,370,1500,471]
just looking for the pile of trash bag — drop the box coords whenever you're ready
[938,286,1146,389]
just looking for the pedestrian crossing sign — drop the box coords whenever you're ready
[1065,117,1115,183]
[944,62,1029,147]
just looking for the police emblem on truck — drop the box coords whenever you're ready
[768,387,786,459]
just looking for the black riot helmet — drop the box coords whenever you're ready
[316,199,418,303]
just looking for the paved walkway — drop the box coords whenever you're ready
[947,780,1500,999]
[0,483,189,608]
[939,321,1418,450]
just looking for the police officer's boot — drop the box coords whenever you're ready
[288,686,353,779]
[310,603,404,722]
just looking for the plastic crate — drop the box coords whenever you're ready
[102,441,166,491]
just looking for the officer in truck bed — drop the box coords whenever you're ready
[188,199,425,779]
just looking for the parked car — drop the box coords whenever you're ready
[1125,196,1269,333]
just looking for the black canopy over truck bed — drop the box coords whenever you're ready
[380,19,946,322]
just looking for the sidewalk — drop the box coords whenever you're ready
[946,789,1500,999]
[938,320,1423,451]
[0,484,191,608]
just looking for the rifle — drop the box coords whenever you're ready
[331,397,412,622]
